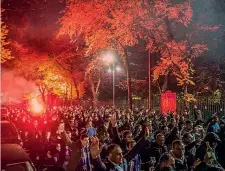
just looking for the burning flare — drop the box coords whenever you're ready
[30,98,44,114]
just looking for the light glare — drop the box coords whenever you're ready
[103,53,115,64]
[116,66,121,71]
[30,98,44,114]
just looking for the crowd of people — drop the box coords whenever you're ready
[3,105,225,171]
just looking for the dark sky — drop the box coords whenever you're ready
[2,0,65,39]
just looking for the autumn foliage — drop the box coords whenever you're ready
[1,11,13,63]
[1,0,224,105]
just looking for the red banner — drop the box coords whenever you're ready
[161,91,177,115]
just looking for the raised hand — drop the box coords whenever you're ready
[145,126,150,138]
[110,113,117,127]
[90,137,102,159]
[193,159,201,168]
[127,113,130,121]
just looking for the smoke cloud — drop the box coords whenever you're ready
[1,71,38,104]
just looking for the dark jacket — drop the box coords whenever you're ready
[193,162,223,171]
[155,165,176,171]
[174,158,188,171]
[93,157,127,171]
[216,140,225,169]
[112,125,144,152]
[185,141,197,167]
[62,131,82,171]
[93,137,147,171]
[170,151,188,171]
[148,141,168,163]
[67,141,83,171]
[140,139,153,171]
[165,127,179,149]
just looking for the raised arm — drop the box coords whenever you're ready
[125,126,149,163]
[62,130,73,147]
[111,113,123,146]
[90,137,106,171]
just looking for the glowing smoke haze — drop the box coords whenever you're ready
[1,71,38,104]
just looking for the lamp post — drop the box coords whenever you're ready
[112,63,115,106]
[148,50,151,109]
[103,52,120,106]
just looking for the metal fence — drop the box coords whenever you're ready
[80,94,225,120]
[114,95,225,117]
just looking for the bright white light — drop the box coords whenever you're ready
[103,52,115,64]
[108,68,112,73]
[116,66,121,72]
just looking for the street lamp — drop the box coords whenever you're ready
[103,52,115,64]
[116,66,121,72]
[102,52,120,106]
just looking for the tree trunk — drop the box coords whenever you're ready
[38,86,46,103]
[89,76,101,108]
[65,86,68,106]
[70,78,73,106]
[124,48,132,109]
[161,74,168,93]
[184,83,189,110]
[156,81,162,95]
[148,51,151,109]
[93,93,98,107]
[41,92,45,103]
[90,81,97,107]
[73,79,80,104]
[165,18,174,40]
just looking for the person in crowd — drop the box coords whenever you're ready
[4,105,225,171]
[148,133,168,164]
[165,127,180,150]
[91,126,149,171]
[86,120,97,137]
[63,133,92,171]
[193,144,224,171]
[193,106,203,122]
[126,140,142,171]
[110,113,134,152]
[170,140,188,171]
[155,125,169,138]
[182,132,202,167]
[168,118,176,131]
[207,116,220,134]
[196,132,223,169]
[155,153,175,171]
[180,120,193,136]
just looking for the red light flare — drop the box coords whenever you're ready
[29,98,44,116]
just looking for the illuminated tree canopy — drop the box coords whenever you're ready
[1,10,13,63]
[1,0,225,105]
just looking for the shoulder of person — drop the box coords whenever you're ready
[70,140,82,150]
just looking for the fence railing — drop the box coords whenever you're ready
[105,95,225,117]
[78,94,225,120]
